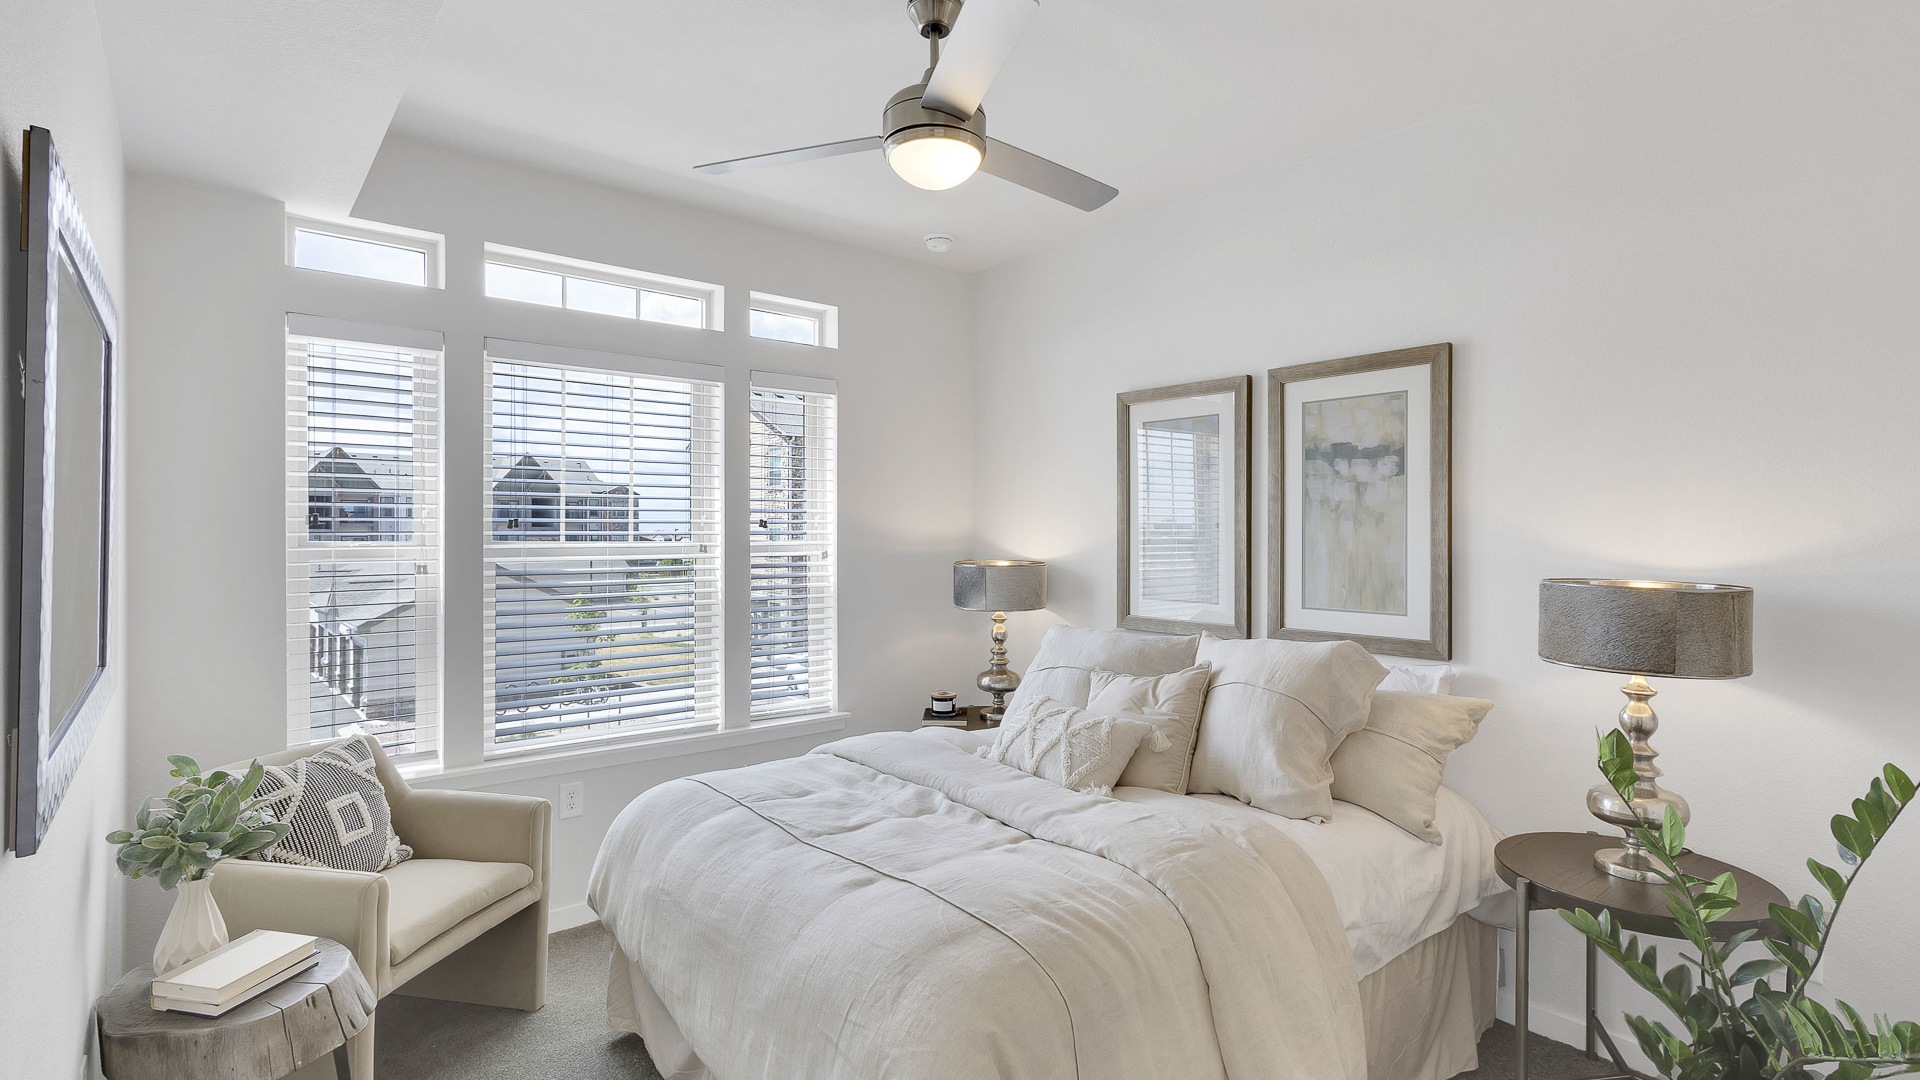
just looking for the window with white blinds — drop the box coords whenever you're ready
[748,373,837,718]
[484,342,724,753]
[1137,415,1223,607]
[286,319,442,763]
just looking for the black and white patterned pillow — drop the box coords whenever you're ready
[248,739,411,872]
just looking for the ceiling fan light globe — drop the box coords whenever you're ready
[885,128,983,191]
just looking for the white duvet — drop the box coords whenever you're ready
[590,730,1369,1080]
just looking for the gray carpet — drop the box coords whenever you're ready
[380,924,1614,1079]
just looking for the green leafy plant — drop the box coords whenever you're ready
[1561,729,1920,1080]
[104,756,290,890]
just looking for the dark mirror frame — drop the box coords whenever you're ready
[8,126,117,856]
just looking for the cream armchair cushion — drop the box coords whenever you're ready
[210,736,550,1080]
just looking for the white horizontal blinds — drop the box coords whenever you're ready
[484,353,723,751]
[748,375,837,718]
[285,325,441,764]
[1137,415,1222,606]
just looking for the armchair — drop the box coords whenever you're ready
[211,736,550,1080]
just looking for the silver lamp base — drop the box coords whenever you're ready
[975,610,1020,725]
[1586,675,1691,884]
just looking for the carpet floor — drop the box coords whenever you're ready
[379,924,1616,1080]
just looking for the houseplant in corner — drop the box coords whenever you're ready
[1562,729,1920,1080]
[106,756,290,975]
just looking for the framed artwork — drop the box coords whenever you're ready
[1268,343,1450,660]
[10,128,119,855]
[1117,376,1250,638]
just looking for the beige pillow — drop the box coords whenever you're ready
[1185,636,1388,820]
[1005,625,1200,715]
[982,695,1165,796]
[1331,691,1493,843]
[1088,663,1212,794]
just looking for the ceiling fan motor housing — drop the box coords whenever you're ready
[908,0,966,38]
[884,82,986,151]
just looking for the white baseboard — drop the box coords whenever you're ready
[549,901,598,933]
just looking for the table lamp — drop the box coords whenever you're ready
[1538,578,1753,883]
[953,560,1048,724]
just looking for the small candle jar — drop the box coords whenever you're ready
[930,691,958,716]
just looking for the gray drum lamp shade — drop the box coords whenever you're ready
[954,560,1048,612]
[1538,579,1753,679]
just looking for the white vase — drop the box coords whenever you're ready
[153,875,229,977]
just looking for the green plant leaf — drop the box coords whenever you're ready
[1832,814,1874,862]
[1660,804,1687,857]
[1663,963,1694,1002]
[1885,763,1916,804]
[1732,958,1784,986]
[104,830,133,845]
[1598,729,1638,799]
[1770,903,1822,951]
[1808,858,1848,903]
[166,754,200,777]
[1717,926,1759,963]
[1855,796,1891,840]
[1765,937,1813,981]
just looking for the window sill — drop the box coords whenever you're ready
[405,712,849,789]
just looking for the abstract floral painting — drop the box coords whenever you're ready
[1300,391,1408,614]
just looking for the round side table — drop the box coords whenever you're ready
[97,937,374,1080]
[1496,831,1788,1080]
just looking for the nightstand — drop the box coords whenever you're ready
[920,705,996,730]
[1495,831,1788,1080]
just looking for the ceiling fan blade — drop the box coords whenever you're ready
[921,0,1038,120]
[980,137,1117,211]
[695,136,883,175]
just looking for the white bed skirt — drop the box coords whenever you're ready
[607,913,1495,1080]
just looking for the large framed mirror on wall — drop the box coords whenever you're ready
[8,126,118,856]
[1117,376,1251,638]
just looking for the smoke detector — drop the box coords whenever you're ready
[924,233,955,254]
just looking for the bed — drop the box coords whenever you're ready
[588,719,1505,1080]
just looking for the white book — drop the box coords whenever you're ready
[153,929,317,1005]
[152,953,320,1017]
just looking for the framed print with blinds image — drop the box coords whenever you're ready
[1117,376,1250,638]
[1269,343,1451,660]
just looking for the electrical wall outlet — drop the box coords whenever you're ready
[559,781,584,819]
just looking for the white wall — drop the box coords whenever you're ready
[122,137,978,951]
[0,1,128,1076]
[974,0,1920,1047]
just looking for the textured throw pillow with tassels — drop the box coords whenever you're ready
[980,695,1167,796]
[247,738,412,872]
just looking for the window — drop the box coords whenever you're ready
[288,217,443,288]
[749,292,838,348]
[483,341,724,753]
[286,317,442,763]
[748,373,837,718]
[484,245,722,331]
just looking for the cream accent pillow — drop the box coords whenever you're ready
[1331,691,1494,844]
[1005,626,1200,715]
[1088,663,1212,794]
[982,695,1166,796]
[1186,636,1388,820]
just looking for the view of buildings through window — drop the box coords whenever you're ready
[294,329,836,762]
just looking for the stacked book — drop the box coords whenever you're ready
[151,930,320,1017]
[922,706,978,727]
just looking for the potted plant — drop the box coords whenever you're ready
[1562,729,1920,1080]
[106,756,290,975]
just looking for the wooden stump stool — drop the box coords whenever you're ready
[97,938,374,1080]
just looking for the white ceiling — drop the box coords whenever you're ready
[98,0,1776,271]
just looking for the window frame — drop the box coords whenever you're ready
[287,216,445,289]
[284,315,445,766]
[747,371,838,721]
[749,291,838,348]
[480,338,728,760]
[483,244,725,332]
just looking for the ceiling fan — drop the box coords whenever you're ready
[695,0,1117,211]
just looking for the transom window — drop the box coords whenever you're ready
[288,217,443,288]
[749,291,838,348]
[484,245,722,331]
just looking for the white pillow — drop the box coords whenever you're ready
[1006,625,1200,715]
[1331,691,1493,844]
[982,695,1165,796]
[1378,663,1457,695]
[1185,636,1388,820]
[1089,663,1212,794]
